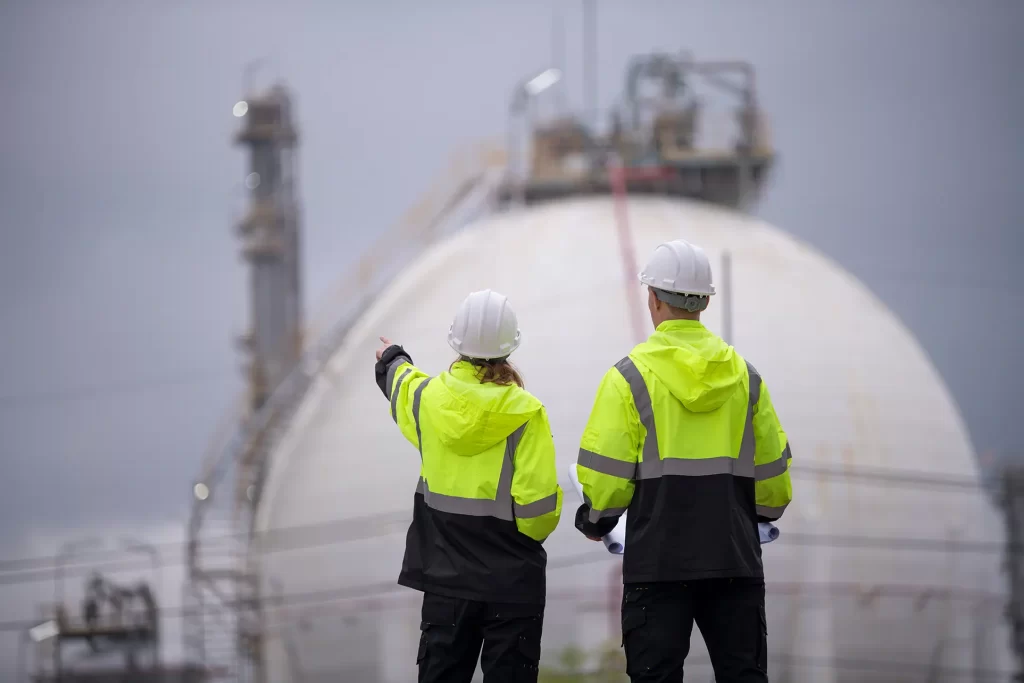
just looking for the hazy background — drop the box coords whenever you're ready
[1,0,1022,671]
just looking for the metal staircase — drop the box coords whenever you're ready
[183,141,506,682]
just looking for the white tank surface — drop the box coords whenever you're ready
[254,195,1011,682]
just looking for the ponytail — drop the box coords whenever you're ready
[451,357,525,389]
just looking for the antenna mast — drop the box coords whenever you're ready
[552,6,567,113]
[583,0,597,126]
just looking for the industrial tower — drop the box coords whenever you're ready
[234,85,303,412]
[184,83,303,683]
[499,52,772,210]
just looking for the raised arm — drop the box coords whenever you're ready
[574,367,641,539]
[374,343,431,450]
[510,408,563,543]
[751,375,792,522]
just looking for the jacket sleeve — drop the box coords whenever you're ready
[574,367,640,537]
[375,345,431,450]
[752,378,793,521]
[510,408,563,543]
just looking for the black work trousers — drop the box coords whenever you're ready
[417,592,544,683]
[621,578,768,683]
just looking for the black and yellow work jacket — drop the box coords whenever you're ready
[574,320,792,583]
[375,345,563,605]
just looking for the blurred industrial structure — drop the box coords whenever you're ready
[500,52,772,210]
[999,467,1024,681]
[19,539,202,682]
[171,39,1020,683]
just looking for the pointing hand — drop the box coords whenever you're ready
[375,337,393,362]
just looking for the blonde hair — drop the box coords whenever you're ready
[451,357,525,389]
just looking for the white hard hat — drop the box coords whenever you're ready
[447,289,522,360]
[638,239,716,297]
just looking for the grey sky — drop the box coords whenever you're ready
[0,0,1021,606]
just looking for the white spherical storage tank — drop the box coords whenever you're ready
[253,195,1011,682]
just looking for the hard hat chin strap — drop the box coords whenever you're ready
[653,288,709,313]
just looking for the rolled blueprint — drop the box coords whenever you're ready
[569,464,781,554]
[759,522,780,544]
[569,464,625,554]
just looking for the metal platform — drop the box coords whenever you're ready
[496,152,773,209]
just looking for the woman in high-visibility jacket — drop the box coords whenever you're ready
[374,289,563,683]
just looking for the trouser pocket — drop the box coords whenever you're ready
[481,603,544,682]
[417,628,428,665]
[418,594,458,666]
[516,629,541,673]
[621,587,651,677]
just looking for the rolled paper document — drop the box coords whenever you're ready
[569,464,780,554]
[601,512,627,554]
[758,522,780,544]
[568,464,626,555]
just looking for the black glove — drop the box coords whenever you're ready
[374,345,413,398]
[574,503,619,539]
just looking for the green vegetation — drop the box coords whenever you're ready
[538,642,629,683]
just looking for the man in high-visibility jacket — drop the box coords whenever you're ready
[574,240,792,683]
[375,289,562,683]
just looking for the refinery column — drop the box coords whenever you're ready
[232,89,303,683]
[234,85,303,413]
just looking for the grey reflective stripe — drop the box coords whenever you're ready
[588,505,628,524]
[412,378,432,459]
[391,368,412,423]
[491,423,527,522]
[755,443,791,481]
[589,506,628,523]
[610,356,763,481]
[514,492,559,519]
[386,357,407,401]
[583,492,627,524]
[756,502,787,520]
[736,361,761,478]
[582,450,753,479]
[415,476,506,516]
[425,488,510,517]
[414,422,530,523]
[578,448,636,480]
[662,456,744,477]
[614,357,661,479]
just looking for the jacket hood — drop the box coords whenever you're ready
[631,320,745,413]
[431,361,542,455]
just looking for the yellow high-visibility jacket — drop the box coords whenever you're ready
[376,346,562,604]
[575,319,792,582]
